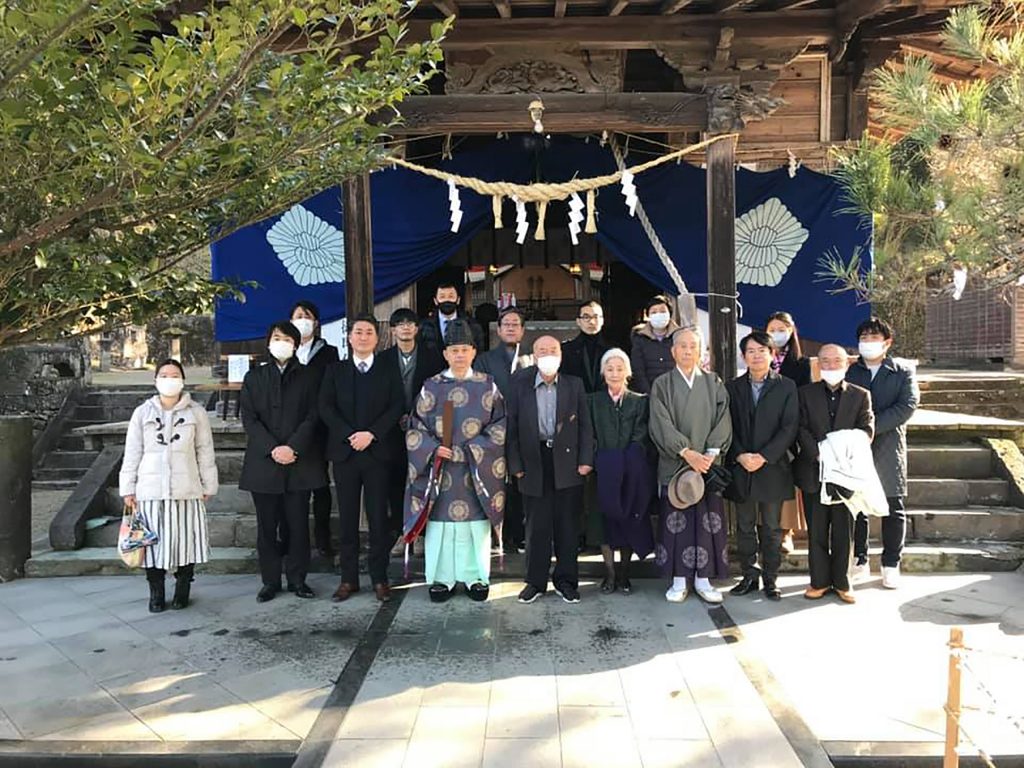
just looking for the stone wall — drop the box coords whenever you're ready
[0,342,90,440]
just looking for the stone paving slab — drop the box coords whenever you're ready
[1,571,1022,767]
[0,572,375,742]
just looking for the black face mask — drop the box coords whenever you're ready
[437,301,458,315]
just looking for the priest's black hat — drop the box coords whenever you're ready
[444,319,477,348]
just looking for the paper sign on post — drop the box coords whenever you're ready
[227,355,250,383]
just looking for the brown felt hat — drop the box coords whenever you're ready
[667,467,704,509]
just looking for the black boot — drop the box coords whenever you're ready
[146,568,166,613]
[171,564,194,610]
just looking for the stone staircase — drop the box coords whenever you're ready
[919,375,1024,421]
[24,389,1024,576]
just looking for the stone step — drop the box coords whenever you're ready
[41,450,100,469]
[33,466,88,482]
[900,507,1024,542]
[25,540,1024,578]
[65,419,115,431]
[918,378,1024,392]
[907,477,1009,507]
[918,403,1024,420]
[73,403,143,422]
[907,445,992,479]
[57,434,89,451]
[31,478,80,491]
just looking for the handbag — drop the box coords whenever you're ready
[117,507,158,568]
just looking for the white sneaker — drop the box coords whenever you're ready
[695,586,723,604]
[665,585,688,603]
[881,565,901,589]
[850,560,871,582]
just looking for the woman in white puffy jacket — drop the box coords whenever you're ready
[120,359,218,613]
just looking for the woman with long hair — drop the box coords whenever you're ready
[765,311,811,552]
[120,360,218,612]
[289,300,339,558]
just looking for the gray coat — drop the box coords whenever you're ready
[846,357,920,497]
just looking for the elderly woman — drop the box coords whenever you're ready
[649,327,732,604]
[120,359,218,613]
[588,348,655,595]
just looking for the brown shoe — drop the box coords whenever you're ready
[332,582,359,602]
[804,586,829,600]
[374,583,392,603]
[835,589,856,604]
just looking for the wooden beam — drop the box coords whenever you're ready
[556,0,569,16]
[659,0,694,12]
[386,93,707,133]
[761,0,819,10]
[705,0,751,14]
[493,0,511,17]
[607,0,629,16]
[433,0,459,16]
[706,135,738,379]
[833,0,915,59]
[406,12,836,49]
[343,174,374,320]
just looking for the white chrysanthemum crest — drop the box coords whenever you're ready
[734,198,808,287]
[266,204,345,287]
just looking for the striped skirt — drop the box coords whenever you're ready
[136,499,210,570]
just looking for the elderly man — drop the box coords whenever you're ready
[793,344,874,604]
[725,331,799,602]
[846,317,919,589]
[476,306,532,553]
[649,326,732,604]
[403,320,506,603]
[507,335,594,604]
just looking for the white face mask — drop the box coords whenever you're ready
[769,330,791,348]
[649,312,671,330]
[536,355,561,377]
[269,340,295,362]
[292,318,315,339]
[155,377,184,398]
[820,369,845,387]
[859,341,887,361]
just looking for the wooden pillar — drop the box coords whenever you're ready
[343,173,374,321]
[706,135,738,378]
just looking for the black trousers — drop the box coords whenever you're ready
[735,499,784,581]
[523,444,581,591]
[804,490,853,591]
[334,454,391,586]
[853,496,906,567]
[252,491,310,588]
[311,485,333,551]
[387,445,409,540]
[502,482,525,547]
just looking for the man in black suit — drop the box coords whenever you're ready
[794,343,875,604]
[507,335,594,605]
[378,308,444,544]
[725,331,800,602]
[319,314,404,603]
[475,306,533,553]
[418,281,485,359]
[560,300,610,394]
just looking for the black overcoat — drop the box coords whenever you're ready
[239,360,327,494]
[793,381,875,493]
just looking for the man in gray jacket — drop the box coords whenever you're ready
[846,316,920,589]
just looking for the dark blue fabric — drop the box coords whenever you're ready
[212,135,871,343]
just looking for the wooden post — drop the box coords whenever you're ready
[343,173,374,321]
[706,135,738,378]
[944,626,963,768]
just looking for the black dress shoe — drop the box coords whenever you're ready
[257,585,279,603]
[467,583,489,602]
[291,583,315,599]
[429,584,451,603]
[730,574,760,596]
[763,581,782,601]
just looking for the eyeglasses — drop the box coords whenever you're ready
[579,314,602,321]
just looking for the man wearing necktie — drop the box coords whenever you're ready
[319,314,404,604]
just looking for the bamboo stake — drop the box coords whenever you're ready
[944,627,964,768]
